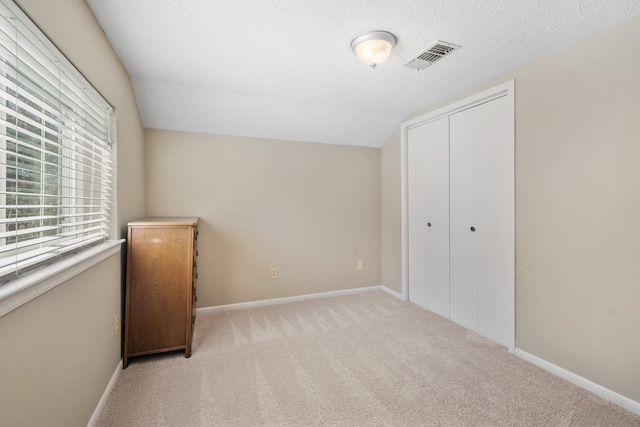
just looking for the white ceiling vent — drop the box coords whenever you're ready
[404,41,461,71]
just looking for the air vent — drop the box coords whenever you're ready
[404,41,461,71]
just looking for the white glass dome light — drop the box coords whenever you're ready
[350,31,396,69]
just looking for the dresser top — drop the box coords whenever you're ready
[128,217,199,226]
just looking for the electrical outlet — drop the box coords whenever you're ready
[114,314,120,335]
[357,259,364,271]
[270,267,278,279]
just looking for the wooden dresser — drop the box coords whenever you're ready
[123,217,199,368]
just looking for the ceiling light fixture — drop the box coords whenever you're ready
[350,31,396,69]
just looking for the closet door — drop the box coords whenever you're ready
[407,117,450,318]
[449,107,479,331]
[449,96,514,349]
[476,96,514,347]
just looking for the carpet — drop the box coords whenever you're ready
[97,290,640,426]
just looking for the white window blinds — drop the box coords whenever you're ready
[0,0,114,282]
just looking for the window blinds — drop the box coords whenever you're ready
[0,0,114,282]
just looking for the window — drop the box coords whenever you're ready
[0,0,114,283]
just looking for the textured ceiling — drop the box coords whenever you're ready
[87,0,640,148]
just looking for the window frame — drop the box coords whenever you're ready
[0,0,123,317]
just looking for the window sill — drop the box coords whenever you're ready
[0,239,125,318]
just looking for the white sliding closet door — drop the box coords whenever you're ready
[476,96,514,347]
[402,81,514,351]
[449,96,514,347]
[449,107,479,331]
[407,117,450,318]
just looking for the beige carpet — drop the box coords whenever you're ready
[97,290,640,426]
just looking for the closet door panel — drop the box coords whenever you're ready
[477,96,515,348]
[449,108,479,331]
[407,117,450,317]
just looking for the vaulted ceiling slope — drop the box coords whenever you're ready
[87,0,640,148]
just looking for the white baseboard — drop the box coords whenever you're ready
[196,286,383,315]
[515,349,640,416]
[380,286,404,301]
[87,359,122,427]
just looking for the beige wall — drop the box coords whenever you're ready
[145,129,381,307]
[0,254,121,426]
[0,1,145,425]
[381,129,402,294]
[382,16,640,402]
